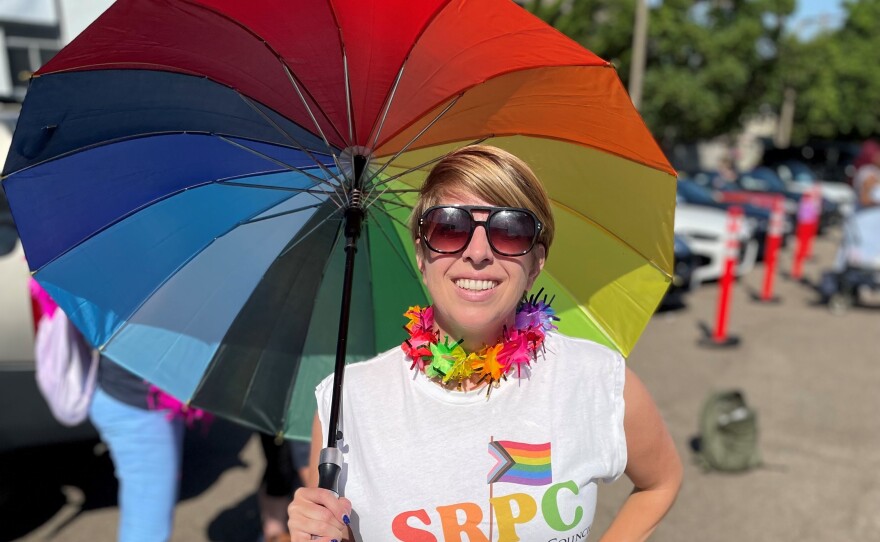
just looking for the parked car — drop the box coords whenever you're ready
[674,203,759,284]
[661,234,700,308]
[761,158,855,220]
[722,167,838,234]
[0,172,96,453]
[677,177,790,259]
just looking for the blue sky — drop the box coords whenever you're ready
[790,0,845,37]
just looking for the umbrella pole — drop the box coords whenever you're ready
[318,155,367,494]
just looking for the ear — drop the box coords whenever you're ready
[525,244,546,290]
[415,238,427,284]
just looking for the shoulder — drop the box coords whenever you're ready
[547,332,625,367]
[544,332,626,394]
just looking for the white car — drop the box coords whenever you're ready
[674,203,759,284]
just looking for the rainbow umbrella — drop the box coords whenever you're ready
[2,0,675,454]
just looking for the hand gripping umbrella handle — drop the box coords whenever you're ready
[318,446,343,494]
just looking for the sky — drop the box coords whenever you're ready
[789,0,845,38]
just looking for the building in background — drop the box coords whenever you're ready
[0,0,112,103]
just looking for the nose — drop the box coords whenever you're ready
[462,223,493,265]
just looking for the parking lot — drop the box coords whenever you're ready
[4,226,879,542]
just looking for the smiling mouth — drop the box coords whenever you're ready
[455,279,498,291]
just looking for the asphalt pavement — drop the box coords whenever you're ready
[5,225,879,542]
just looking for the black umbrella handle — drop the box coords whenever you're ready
[317,446,343,493]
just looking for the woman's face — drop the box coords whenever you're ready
[416,192,546,344]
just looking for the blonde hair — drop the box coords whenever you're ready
[409,145,555,253]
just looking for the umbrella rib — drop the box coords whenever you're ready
[343,52,355,145]
[96,191,334,350]
[368,59,407,153]
[364,135,491,210]
[362,94,462,191]
[283,64,346,176]
[371,196,412,211]
[367,208,422,283]
[546,271,624,355]
[217,136,345,208]
[364,136,489,213]
[217,181,339,196]
[553,199,673,281]
[277,209,344,261]
[369,200,415,233]
[237,92,346,187]
[171,0,349,148]
[238,202,327,225]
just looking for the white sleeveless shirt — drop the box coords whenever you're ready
[315,333,627,542]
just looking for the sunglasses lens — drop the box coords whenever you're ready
[488,210,537,255]
[422,207,471,253]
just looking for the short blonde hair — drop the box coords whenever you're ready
[409,145,555,253]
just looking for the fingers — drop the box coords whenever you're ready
[288,488,352,542]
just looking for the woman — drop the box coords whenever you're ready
[289,146,682,541]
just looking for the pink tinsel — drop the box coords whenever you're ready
[147,385,213,429]
[29,278,58,320]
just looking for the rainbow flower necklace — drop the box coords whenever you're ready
[401,290,559,392]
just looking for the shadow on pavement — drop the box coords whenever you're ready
[207,493,262,542]
[0,438,115,542]
[0,417,252,541]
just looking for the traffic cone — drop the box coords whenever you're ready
[700,206,742,348]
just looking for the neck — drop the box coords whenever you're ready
[434,319,513,353]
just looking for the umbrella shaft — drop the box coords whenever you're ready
[327,155,368,448]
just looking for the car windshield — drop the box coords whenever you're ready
[677,180,717,205]
[738,167,787,192]
[783,161,816,182]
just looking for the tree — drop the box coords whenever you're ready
[774,0,880,143]
[527,0,795,145]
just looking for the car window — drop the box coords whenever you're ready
[677,180,716,205]
[741,167,786,192]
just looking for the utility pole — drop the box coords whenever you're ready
[775,87,796,148]
[628,0,648,110]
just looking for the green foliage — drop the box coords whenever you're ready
[526,0,795,144]
[527,0,880,144]
[778,0,880,142]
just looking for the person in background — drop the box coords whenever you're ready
[853,139,880,210]
[88,356,185,542]
[257,435,313,542]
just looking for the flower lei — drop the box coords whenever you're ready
[401,290,559,393]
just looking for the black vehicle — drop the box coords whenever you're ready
[661,234,700,309]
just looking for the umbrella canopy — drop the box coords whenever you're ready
[2,0,675,441]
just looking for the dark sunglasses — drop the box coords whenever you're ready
[419,205,542,257]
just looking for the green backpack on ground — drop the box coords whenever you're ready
[696,390,761,472]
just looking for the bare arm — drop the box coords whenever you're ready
[599,368,683,542]
[859,171,879,206]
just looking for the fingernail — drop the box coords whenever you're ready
[343,514,351,525]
